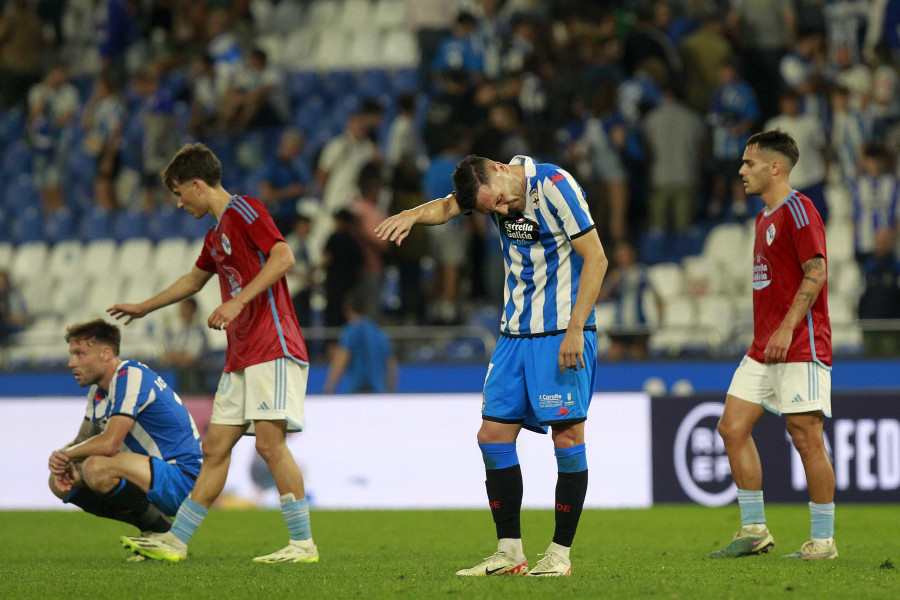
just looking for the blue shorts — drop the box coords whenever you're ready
[482,331,596,434]
[148,457,197,516]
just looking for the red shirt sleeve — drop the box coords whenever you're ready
[792,204,827,266]
[242,197,285,257]
[195,229,217,273]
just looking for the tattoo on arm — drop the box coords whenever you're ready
[803,276,820,284]
[797,290,816,309]
[802,257,825,274]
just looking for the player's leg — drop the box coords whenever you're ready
[246,359,318,563]
[120,423,247,562]
[251,418,318,563]
[709,357,775,558]
[457,336,529,576]
[80,453,172,533]
[774,362,837,559]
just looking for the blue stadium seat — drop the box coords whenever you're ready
[146,205,180,241]
[1,140,32,179]
[328,94,361,132]
[42,206,77,241]
[77,206,114,241]
[10,206,42,244]
[674,225,708,259]
[391,67,418,94]
[5,174,40,214]
[638,229,670,265]
[178,210,214,240]
[66,149,98,188]
[0,107,25,147]
[288,70,320,104]
[112,207,148,241]
[356,69,392,99]
[444,338,487,361]
[64,181,94,212]
[293,95,327,136]
[320,70,356,100]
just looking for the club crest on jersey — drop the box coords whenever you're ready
[221,233,232,255]
[766,224,776,246]
[530,188,540,207]
[502,215,540,245]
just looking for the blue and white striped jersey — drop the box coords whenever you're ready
[83,360,202,476]
[491,156,597,337]
[851,173,899,254]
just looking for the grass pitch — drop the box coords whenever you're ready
[0,505,896,599]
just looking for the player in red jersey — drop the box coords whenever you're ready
[709,130,837,561]
[108,143,318,564]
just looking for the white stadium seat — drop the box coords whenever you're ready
[696,295,736,352]
[650,295,699,356]
[21,276,55,316]
[646,262,685,300]
[81,239,118,279]
[47,240,84,280]
[307,0,342,30]
[702,223,747,266]
[340,0,373,30]
[153,238,190,280]
[826,220,855,264]
[348,29,383,69]
[380,28,419,68]
[0,242,12,270]
[10,241,49,286]
[373,0,405,29]
[117,238,154,273]
[50,275,89,317]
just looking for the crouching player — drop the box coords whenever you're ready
[48,319,202,557]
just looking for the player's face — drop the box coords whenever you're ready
[171,180,206,218]
[67,338,106,387]
[739,145,772,196]
[473,166,526,215]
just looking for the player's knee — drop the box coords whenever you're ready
[80,456,103,488]
[717,417,747,445]
[254,437,286,464]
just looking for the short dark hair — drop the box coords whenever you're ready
[452,155,492,213]
[161,143,222,192]
[65,319,121,356]
[746,129,799,169]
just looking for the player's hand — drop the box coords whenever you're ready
[48,449,70,475]
[558,330,585,373]
[374,211,416,246]
[207,298,243,331]
[54,473,73,493]
[106,303,148,325]
[764,326,792,364]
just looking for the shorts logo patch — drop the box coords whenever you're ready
[556,406,571,417]
[539,393,563,408]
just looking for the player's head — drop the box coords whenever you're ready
[740,129,799,195]
[452,155,526,215]
[65,319,121,387]
[161,143,222,216]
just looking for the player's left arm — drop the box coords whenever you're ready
[764,254,827,364]
[207,241,295,330]
[559,230,609,373]
[60,415,133,462]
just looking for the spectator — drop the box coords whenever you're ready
[80,73,126,186]
[423,69,481,157]
[187,54,221,136]
[643,85,706,233]
[679,11,735,115]
[858,228,900,357]
[284,210,317,328]
[869,42,900,138]
[131,66,180,211]
[351,163,389,305]
[388,160,429,325]
[432,12,485,81]
[765,91,830,223]
[322,287,397,394]
[405,0,460,92]
[0,269,28,347]
[27,62,80,215]
[779,29,828,120]
[162,298,210,394]
[597,240,662,361]
[316,112,378,214]
[218,48,289,132]
[0,0,47,109]
[386,93,421,167]
[850,143,900,264]
[258,128,311,230]
[622,3,682,82]
[707,58,760,220]
[322,209,363,329]
[829,85,871,183]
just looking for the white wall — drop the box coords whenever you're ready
[1,393,652,510]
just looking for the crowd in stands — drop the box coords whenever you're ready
[2,0,900,365]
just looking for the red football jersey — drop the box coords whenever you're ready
[748,190,832,366]
[196,195,308,371]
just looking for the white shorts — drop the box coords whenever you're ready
[727,355,832,417]
[212,358,308,435]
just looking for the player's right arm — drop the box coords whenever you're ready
[107,266,215,324]
[48,419,98,475]
[374,194,461,246]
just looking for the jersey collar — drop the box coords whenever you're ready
[763,189,799,217]
[216,195,240,230]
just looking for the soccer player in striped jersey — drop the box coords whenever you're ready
[376,155,608,576]
[108,143,317,564]
[709,130,837,560]
[48,319,202,555]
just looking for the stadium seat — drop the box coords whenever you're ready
[0,106,25,148]
[831,259,863,303]
[637,228,669,265]
[340,0,373,30]
[65,148,97,188]
[195,274,223,318]
[77,206,114,241]
[348,30,383,69]
[1,140,32,180]
[42,206,77,241]
[83,272,124,316]
[373,0,405,29]
[49,273,89,317]
[701,223,747,266]
[9,240,49,285]
[312,31,350,71]
[356,69,392,100]
[391,67,419,94]
[307,0,341,29]
[288,70,320,104]
[21,273,55,316]
[153,237,191,279]
[649,295,699,357]
[0,241,12,269]
[112,207,148,241]
[117,238,154,273]
[256,33,286,67]
[268,0,306,34]
[10,206,43,244]
[6,174,40,214]
[826,220,855,264]
[293,94,327,136]
[380,29,419,68]
[646,262,685,300]
[47,239,84,280]
[179,211,215,240]
[146,205,181,241]
[81,239,118,279]
[695,295,736,354]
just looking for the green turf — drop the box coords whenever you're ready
[0,505,896,599]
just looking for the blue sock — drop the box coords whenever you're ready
[737,489,765,526]
[478,442,519,470]
[170,497,208,544]
[810,502,835,539]
[282,496,312,541]
[554,444,588,473]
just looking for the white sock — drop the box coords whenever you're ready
[498,538,523,558]
[811,536,833,546]
[547,542,570,560]
[741,523,767,534]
